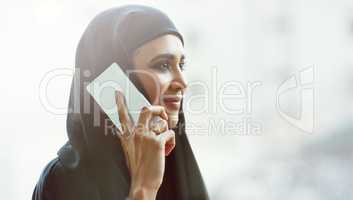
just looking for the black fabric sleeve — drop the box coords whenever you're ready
[32,157,101,200]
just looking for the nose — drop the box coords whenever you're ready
[170,68,187,92]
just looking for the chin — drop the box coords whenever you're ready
[168,112,179,128]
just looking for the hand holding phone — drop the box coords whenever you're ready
[86,62,177,196]
[115,90,175,198]
[86,62,170,133]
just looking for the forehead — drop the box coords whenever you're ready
[132,34,184,65]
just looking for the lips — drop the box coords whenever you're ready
[162,95,182,110]
[163,96,182,103]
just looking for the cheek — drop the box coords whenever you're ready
[139,71,172,104]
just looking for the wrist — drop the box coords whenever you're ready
[129,186,158,200]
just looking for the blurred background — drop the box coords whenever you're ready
[1,0,353,199]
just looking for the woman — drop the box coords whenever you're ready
[32,4,209,200]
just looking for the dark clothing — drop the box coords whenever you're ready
[32,5,209,200]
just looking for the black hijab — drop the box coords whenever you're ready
[33,4,209,200]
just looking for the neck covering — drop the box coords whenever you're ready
[58,5,209,200]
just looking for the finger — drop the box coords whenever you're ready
[149,116,168,134]
[117,134,131,170]
[157,130,176,156]
[115,90,133,136]
[136,106,168,131]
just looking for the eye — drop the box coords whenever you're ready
[152,61,171,72]
[161,63,171,70]
[151,60,186,72]
[179,61,186,71]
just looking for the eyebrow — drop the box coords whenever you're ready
[149,53,185,64]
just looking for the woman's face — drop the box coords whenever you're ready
[132,34,187,128]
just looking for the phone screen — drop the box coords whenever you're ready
[86,62,151,129]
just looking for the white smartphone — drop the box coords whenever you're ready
[86,62,151,129]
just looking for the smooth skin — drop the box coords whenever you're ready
[115,34,188,200]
